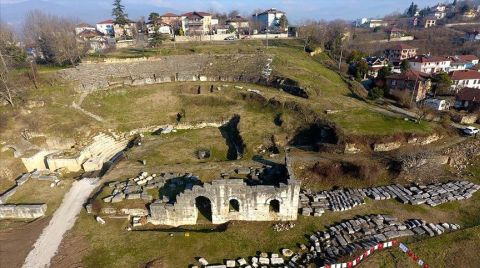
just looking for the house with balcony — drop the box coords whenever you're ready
[365,56,390,78]
[384,44,418,64]
[409,55,451,74]
[96,19,115,36]
[181,11,213,35]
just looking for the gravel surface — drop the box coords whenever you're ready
[22,178,99,268]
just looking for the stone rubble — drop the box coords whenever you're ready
[290,214,458,266]
[102,172,200,205]
[299,181,480,214]
[272,222,296,232]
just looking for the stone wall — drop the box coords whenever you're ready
[149,152,300,226]
[0,204,47,219]
[60,54,269,92]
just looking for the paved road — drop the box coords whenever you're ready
[22,178,99,268]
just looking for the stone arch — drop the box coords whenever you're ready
[228,198,240,212]
[195,196,213,223]
[269,199,280,213]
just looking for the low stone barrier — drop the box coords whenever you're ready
[0,204,47,219]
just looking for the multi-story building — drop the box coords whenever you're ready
[227,16,250,31]
[419,16,437,28]
[448,55,480,71]
[384,44,418,63]
[252,8,286,32]
[386,70,432,102]
[409,55,451,74]
[365,56,390,78]
[96,19,115,36]
[450,70,480,92]
[75,23,96,35]
[181,11,213,35]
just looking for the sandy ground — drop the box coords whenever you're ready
[22,178,99,268]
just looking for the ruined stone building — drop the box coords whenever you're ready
[148,154,301,226]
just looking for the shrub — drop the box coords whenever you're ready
[368,87,384,100]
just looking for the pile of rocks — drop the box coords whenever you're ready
[300,181,479,215]
[272,222,296,232]
[102,172,199,204]
[299,188,366,216]
[292,214,457,266]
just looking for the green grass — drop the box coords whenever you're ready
[330,108,433,135]
[73,187,480,267]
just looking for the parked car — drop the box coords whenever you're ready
[241,35,251,39]
[224,36,235,41]
[463,126,479,136]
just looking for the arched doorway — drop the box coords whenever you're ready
[229,199,240,212]
[195,196,212,223]
[269,199,280,213]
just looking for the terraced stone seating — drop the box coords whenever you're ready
[46,133,128,173]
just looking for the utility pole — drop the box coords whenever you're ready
[266,28,269,49]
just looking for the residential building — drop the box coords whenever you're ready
[384,44,418,63]
[386,69,432,102]
[96,19,115,36]
[455,87,480,110]
[462,9,477,19]
[355,18,388,28]
[419,16,437,28]
[450,70,480,92]
[146,22,172,35]
[424,98,448,111]
[387,28,407,39]
[448,55,479,71]
[113,20,137,40]
[465,30,480,42]
[365,56,389,78]
[429,4,447,19]
[181,11,213,35]
[159,13,182,32]
[227,16,250,31]
[75,23,96,35]
[214,25,230,35]
[252,8,286,32]
[409,55,451,74]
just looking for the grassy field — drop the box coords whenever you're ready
[70,185,480,267]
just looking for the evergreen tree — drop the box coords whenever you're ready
[279,15,289,30]
[112,0,128,26]
[400,60,411,72]
[406,2,418,17]
[148,12,160,23]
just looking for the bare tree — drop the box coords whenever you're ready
[298,20,328,52]
[0,24,26,106]
[23,10,87,66]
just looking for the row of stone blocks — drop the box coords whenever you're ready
[299,180,480,216]
[293,214,458,266]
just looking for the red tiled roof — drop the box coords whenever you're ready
[410,55,448,63]
[450,70,480,80]
[161,12,179,17]
[227,16,248,23]
[76,23,94,28]
[456,55,479,62]
[387,69,431,81]
[182,11,211,17]
[97,19,114,24]
[456,88,480,101]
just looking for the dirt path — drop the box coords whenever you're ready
[22,178,99,268]
[0,218,50,268]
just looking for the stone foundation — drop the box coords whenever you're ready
[0,204,47,219]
